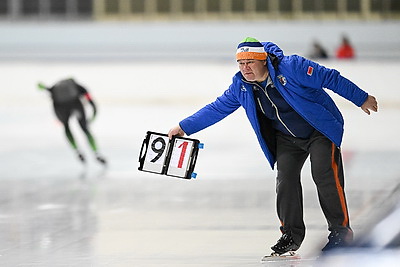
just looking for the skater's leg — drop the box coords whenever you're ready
[64,123,77,149]
[74,102,97,151]
[76,103,106,165]
[55,104,85,162]
[308,132,353,250]
[80,125,97,152]
[64,123,85,162]
[275,133,309,248]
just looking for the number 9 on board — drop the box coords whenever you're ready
[138,131,203,179]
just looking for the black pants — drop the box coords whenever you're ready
[54,100,88,132]
[275,130,351,246]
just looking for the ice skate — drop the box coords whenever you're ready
[271,233,300,255]
[95,154,107,165]
[261,250,301,262]
[76,151,86,163]
[322,229,353,252]
[261,233,300,262]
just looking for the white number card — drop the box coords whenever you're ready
[138,131,203,179]
[142,133,170,174]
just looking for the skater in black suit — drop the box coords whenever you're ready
[38,78,106,165]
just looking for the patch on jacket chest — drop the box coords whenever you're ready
[277,74,287,86]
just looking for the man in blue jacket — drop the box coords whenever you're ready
[168,37,378,256]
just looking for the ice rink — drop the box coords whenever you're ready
[1,21,400,266]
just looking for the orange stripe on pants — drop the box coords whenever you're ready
[331,143,349,227]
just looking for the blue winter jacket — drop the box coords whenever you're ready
[180,42,368,169]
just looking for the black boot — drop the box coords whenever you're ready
[322,229,353,252]
[271,233,300,255]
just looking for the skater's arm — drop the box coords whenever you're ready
[37,82,50,91]
[84,93,97,122]
[76,83,97,122]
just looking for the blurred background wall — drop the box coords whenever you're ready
[1,0,399,20]
[0,0,399,61]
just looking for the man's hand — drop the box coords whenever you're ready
[361,95,378,115]
[168,125,185,139]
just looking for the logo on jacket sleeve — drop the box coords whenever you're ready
[277,74,287,86]
[307,66,314,76]
[240,85,247,92]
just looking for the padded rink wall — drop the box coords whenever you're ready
[0,20,399,61]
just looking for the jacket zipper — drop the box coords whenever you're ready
[254,82,297,138]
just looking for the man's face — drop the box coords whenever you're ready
[238,59,268,82]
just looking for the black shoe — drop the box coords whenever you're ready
[322,229,353,252]
[271,233,300,255]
